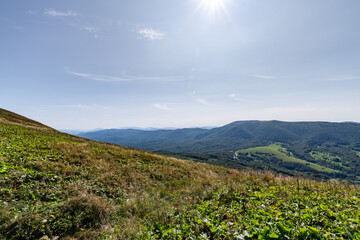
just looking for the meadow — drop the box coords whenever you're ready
[236,144,336,173]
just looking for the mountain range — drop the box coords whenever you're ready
[78,120,360,182]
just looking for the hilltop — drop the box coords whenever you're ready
[78,121,360,182]
[0,108,50,129]
[1,109,359,239]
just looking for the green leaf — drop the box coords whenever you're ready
[285,220,294,229]
[277,222,290,236]
[299,228,308,237]
[269,232,280,239]
[259,227,270,239]
[30,192,36,201]
[308,226,319,234]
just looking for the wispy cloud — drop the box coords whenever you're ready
[59,104,111,111]
[82,26,99,38]
[44,9,78,17]
[67,69,182,82]
[137,28,165,40]
[125,75,182,81]
[323,76,360,81]
[154,104,173,111]
[42,10,100,38]
[228,93,244,101]
[189,92,209,105]
[68,71,131,82]
[83,26,97,33]
[254,74,280,79]
[197,98,208,105]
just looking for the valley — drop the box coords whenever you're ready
[78,121,360,183]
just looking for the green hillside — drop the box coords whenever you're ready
[79,121,360,181]
[236,144,337,173]
[1,109,360,239]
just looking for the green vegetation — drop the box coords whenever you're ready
[0,111,239,239]
[237,144,337,173]
[79,120,360,181]
[310,151,341,162]
[1,109,360,239]
[310,151,348,168]
[147,174,360,239]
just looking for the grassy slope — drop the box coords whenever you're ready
[0,109,359,239]
[236,144,336,173]
[0,109,240,239]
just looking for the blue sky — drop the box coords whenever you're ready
[1,0,360,129]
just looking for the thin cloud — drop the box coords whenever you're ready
[82,26,99,38]
[68,71,131,82]
[44,9,78,17]
[229,93,244,101]
[124,75,182,81]
[154,104,173,111]
[137,28,165,40]
[324,76,360,81]
[197,98,208,105]
[59,104,111,111]
[254,74,280,79]
[189,92,209,105]
[83,26,97,33]
[67,69,182,82]
[65,22,101,38]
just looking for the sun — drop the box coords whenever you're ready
[197,0,229,15]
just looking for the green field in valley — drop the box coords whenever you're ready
[236,144,337,173]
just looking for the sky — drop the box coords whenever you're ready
[1,0,360,130]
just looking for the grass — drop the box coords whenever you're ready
[236,144,337,173]
[0,114,240,239]
[147,173,360,239]
[1,109,359,239]
[309,151,341,162]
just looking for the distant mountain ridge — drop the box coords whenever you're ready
[78,120,360,152]
[78,120,360,181]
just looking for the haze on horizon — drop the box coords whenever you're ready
[1,0,360,130]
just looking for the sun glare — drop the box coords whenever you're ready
[197,0,229,15]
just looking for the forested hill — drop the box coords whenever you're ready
[78,121,360,181]
[78,120,360,152]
